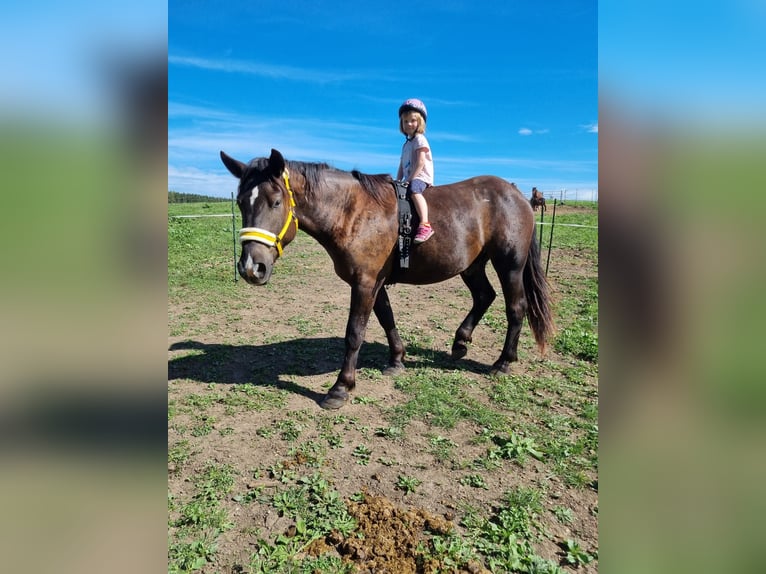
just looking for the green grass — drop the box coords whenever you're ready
[534,203,598,253]
[388,369,507,430]
[168,462,237,572]
[461,486,552,572]
[168,201,598,573]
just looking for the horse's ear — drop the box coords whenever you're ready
[220,151,246,178]
[268,148,286,176]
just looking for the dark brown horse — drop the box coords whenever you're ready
[530,187,547,212]
[220,148,554,409]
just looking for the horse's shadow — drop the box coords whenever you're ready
[168,337,489,404]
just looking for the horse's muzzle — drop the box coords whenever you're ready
[238,245,273,285]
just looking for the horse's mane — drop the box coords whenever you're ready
[350,170,394,205]
[284,160,393,205]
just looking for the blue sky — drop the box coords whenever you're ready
[169,0,597,199]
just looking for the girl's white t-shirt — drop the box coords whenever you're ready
[400,134,434,184]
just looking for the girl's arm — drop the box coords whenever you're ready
[396,161,403,180]
[410,147,428,181]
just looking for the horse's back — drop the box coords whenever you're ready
[384,175,534,285]
[433,175,526,199]
[429,176,533,224]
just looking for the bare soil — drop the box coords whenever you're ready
[168,204,598,573]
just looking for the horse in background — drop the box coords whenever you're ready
[530,187,547,212]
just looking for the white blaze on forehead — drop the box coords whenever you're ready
[250,186,259,207]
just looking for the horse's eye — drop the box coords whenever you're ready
[273,200,282,208]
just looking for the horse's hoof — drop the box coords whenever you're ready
[319,392,348,410]
[451,343,468,360]
[489,362,512,376]
[382,363,405,376]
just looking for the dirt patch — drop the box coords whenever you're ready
[168,206,599,573]
[303,492,478,574]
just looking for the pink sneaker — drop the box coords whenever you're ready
[414,224,434,244]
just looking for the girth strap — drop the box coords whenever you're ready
[394,180,412,269]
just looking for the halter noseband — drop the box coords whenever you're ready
[238,169,298,258]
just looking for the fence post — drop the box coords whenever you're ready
[231,191,238,282]
[545,199,557,276]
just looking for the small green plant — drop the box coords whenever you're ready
[190,415,215,437]
[168,440,192,471]
[272,489,305,516]
[352,444,372,465]
[256,427,275,438]
[275,419,302,442]
[395,475,422,494]
[552,505,574,525]
[562,539,596,566]
[288,440,327,467]
[565,470,592,489]
[463,486,546,570]
[471,452,503,471]
[352,395,379,405]
[375,426,404,440]
[174,499,232,532]
[168,538,217,573]
[321,430,344,448]
[185,392,221,409]
[490,433,544,464]
[459,473,488,489]
[233,487,267,504]
[428,435,457,461]
[422,534,480,570]
[271,472,357,541]
[268,462,297,484]
[527,555,566,573]
[196,463,236,501]
[287,314,321,335]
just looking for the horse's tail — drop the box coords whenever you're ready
[524,226,555,353]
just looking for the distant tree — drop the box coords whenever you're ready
[168,191,229,203]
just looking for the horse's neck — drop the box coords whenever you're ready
[293,172,349,240]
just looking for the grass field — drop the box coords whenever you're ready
[168,199,598,573]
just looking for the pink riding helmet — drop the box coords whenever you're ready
[398,98,427,122]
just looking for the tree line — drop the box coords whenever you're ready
[168,191,229,204]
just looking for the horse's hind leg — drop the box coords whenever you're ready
[452,261,496,360]
[373,287,405,375]
[490,260,527,374]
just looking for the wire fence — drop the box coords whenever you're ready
[169,194,598,279]
[540,189,598,203]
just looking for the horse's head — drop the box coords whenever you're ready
[220,148,299,285]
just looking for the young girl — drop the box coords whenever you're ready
[397,98,434,243]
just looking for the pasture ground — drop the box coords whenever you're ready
[168,201,598,573]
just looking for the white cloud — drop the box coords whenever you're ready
[583,122,598,133]
[518,127,549,136]
[168,165,239,197]
[168,54,397,84]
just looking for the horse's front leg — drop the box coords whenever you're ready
[320,282,377,410]
[373,286,405,375]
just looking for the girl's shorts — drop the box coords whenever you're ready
[408,179,429,194]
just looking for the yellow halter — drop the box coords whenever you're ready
[238,169,299,257]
